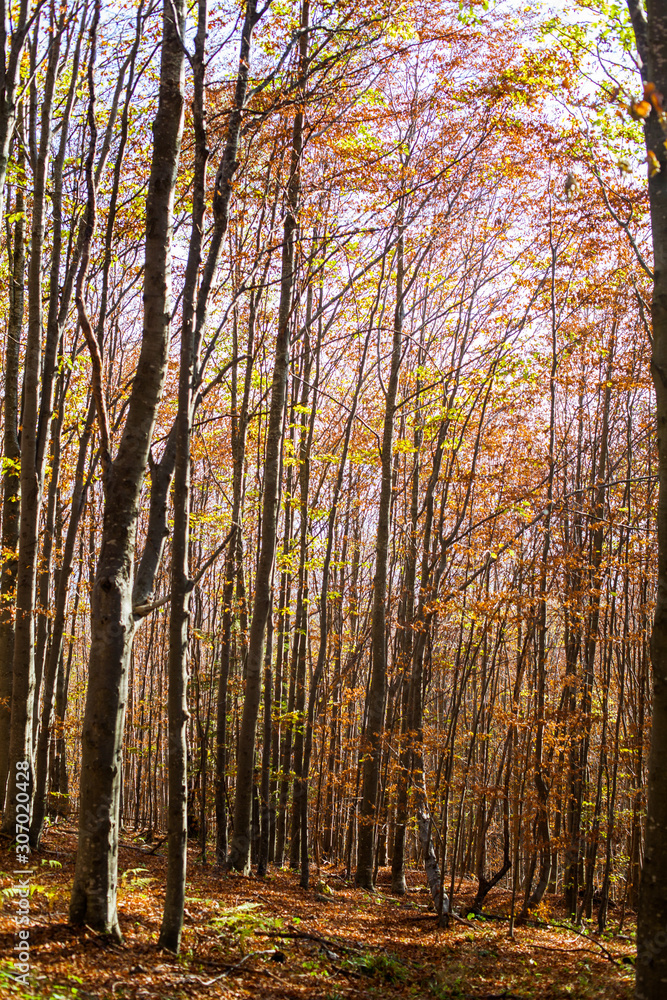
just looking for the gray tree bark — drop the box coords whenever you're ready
[69,0,185,938]
[159,0,208,952]
[289,310,315,871]
[2,10,63,832]
[627,2,667,996]
[227,3,308,869]
[30,0,92,756]
[30,404,95,846]
[355,208,404,890]
[391,410,420,895]
[205,0,264,866]
[0,168,24,799]
[299,309,373,888]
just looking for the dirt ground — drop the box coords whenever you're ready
[0,825,636,999]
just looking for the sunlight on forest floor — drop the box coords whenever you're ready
[0,827,635,1000]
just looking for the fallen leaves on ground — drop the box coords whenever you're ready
[0,826,635,1000]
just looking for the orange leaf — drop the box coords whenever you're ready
[631,100,652,120]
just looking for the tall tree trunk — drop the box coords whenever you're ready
[257,612,274,876]
[227,0,307,873]
[518,226,559,922]
[574,341,613,921]
[563,392,584,912]
[356,206,404,890]
[212,1,268,862]
[51,546,83,820]
[69,0,185,938]
[30,405,95,845]
[215,326,250,861]
[0,168,24,797]
[289,309,316,870]
[299,314,372,888]
[30,8,141,840]
[159,0,208,951]
[32,388,62,745]
[391,390,421,894]
[227,215,295,871]
[31,4,90,746]
[270,464,294,863]
[3,11,63,831]
[627,3,667,996]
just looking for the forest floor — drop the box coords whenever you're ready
[0,825,636,1000]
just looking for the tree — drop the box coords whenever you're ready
[227,0,309,873]
[355,200,405,890]
[0,144,24,797]
[626,1,667,996]
[2,2,66,833]
[69,0,186,938]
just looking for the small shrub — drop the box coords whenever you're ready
[343,950,408,984]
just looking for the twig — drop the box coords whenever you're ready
[204,950,280,981]
[120,836,167,855]
[528,942,624,968]
[258,926,361,953]
[404,911,475,928]
[463,993,526,1000]
[196,957,285,984]
[82,925,123,950]
[132,593,171,618]
[188,525,237,589]
[541,921,630,967]
[77,0,112,478]
[589,157,653,280]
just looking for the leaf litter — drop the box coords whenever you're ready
[0,826,635,999]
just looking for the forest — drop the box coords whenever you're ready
[0,0,665,997]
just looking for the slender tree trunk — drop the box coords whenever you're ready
[392,401,421,894]
[289,311,316,870]
[299,316,372,888]
[32,390,62,745]
[3,12,62,831]
[214,300,261,863]
[563,396,584,912]
[209,0,265,866]
[356,207,404,890]
[270,470,294,862]
[30,405,95,845]
[30,5,90,747]
[257,613,274,876]
[0,170,24,797]
[51,558,82,820]
[227,235,294,871]
[518,229,559,921]
[227,0,307,872]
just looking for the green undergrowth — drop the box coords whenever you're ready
[0,964,85,1000]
